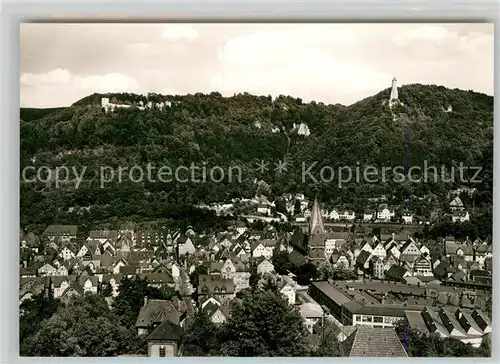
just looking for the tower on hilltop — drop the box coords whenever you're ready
[390,77,398,101]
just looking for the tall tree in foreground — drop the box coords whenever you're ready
[218,289,309,356]
[182,311,221,356]
[310,328,342,357]
[19,293,63,355]
[23,295,142,357]
[112,276,174,328]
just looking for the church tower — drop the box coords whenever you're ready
[307,197,326,265]
[309,197,325,236]
[390,77,398,101]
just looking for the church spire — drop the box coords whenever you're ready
[309,196,325,236]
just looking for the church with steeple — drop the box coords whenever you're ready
[307,197,327,265]
[290,196,327,266]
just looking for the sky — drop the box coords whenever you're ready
[20,23,494,108]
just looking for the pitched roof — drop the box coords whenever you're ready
[356,250,372,265]
[42,225,78,236]
[260,239,278,248]
[139,272,175,285]
[309,197,325,236]
[210,261,224,273]
[61,281,84,297]
[341,326,407,357]
[136,299,182,328]
[445,242,473,256]
[197,275,235,295]
[450,196,464,207]
[88,230,118,240]
[250,241,265,251]
[385,265,408,281]
[146,320,184,342]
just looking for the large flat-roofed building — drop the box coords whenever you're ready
[308,280,485,328]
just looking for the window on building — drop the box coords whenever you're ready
[362,316,372,322]
[355,315,361,322]
[384,317,393,324]
[373,316,383,323]
[159,346,166,357]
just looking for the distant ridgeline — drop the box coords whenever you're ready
[20,83,493,228]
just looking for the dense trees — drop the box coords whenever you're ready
[112,276,178,328]
[217,289,309,356]
[271,249,295,275]
[22,294,143,357]
[318,265,357,281]
[20,86,493,235]
[20,294,63,353]
[182,311,221,356]
[310,329,342,357]
[20,288,491,357]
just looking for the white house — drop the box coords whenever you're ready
[450,196,464,211]
[360,241,373,254]
[257,204,271,215]
[279,281,296,305]
[256,258,275,275]
[77,244,88,258]
[177,236,196,256]
[56,265,68,276]
[402,213,413,224]
[59,246,76,261]
[331,254,350,270]
[81,277,98,295]
[295,215,306,222]
[251,242,272,259]
[235,222,247,236]
[363,212,374,221]
[420,244,430,256]
[329,209,340,221]
[113,259,127,274]
[53,279,70,298]
[341,211,355,221]
[371,242,387,259]
[296,122,311,136]
[38,263,57,276]
[377,208,395,221]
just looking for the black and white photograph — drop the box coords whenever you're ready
[19,23,493,357]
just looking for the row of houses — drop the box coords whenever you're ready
[308,280,491,348]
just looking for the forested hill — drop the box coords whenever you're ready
[20,107,67,122]
[20,85,493,231]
